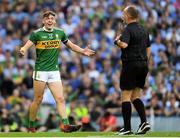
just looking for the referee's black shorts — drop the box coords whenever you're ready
[120,61,148,90]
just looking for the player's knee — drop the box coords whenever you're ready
[56,96,65,104]
[34,96,43,105]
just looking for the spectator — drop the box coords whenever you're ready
[99,111,118,132]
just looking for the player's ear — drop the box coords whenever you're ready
[54,16,57,23]
[54,18,57,23]
[42,18,45,24]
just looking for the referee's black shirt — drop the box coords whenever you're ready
[120,22,150,63]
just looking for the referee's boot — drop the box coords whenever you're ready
[136,122,150,134]
[60,124,82,133]
[118,128,133,135]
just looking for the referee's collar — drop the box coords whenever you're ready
[43,26,54,32]
[128,22,138,25]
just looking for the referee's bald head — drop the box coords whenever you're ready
[124,5,139,20]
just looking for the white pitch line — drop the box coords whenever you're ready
[0,136,180,138]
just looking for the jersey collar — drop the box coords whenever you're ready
[43,26,54,32]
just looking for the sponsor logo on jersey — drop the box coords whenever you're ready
[36,40,61,49]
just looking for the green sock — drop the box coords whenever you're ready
[29,120,35,128]
[62,118,69,125]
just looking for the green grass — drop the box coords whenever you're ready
[0,132,180,137]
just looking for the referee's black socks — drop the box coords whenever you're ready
[133,98,146,124]
[122,102,132,130]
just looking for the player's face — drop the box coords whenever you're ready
[43,15,56,30]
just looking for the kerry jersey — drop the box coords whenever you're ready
[29,27,68,71]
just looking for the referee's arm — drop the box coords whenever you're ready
[146,33,151,62]
[114,28,129,49]
[114,39,128,49]
[146,47,151,62]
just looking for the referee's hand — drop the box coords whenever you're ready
[114,35,121,46]
[115,35,121,41]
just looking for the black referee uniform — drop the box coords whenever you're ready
[115,5,151,135]
[120,22,150,90]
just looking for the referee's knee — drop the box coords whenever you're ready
[131,87,141,101]
[121,90,132,102]
[131,96,141,102]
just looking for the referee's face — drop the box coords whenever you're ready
[122,8,129,24]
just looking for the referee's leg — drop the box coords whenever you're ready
[120,63,135,133]
[131,88,150,134]
[121,90,133,131]
[131,88,147,124]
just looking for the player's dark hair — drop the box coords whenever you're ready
[42,10,56,18]
[126,5,139,20]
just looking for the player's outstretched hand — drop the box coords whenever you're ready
[19,47,26,57]
[82,45,95,57]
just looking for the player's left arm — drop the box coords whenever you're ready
[64,40,95,56]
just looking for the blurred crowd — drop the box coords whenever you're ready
[0,0,180,132]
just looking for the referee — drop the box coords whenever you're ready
[114,5,151,135]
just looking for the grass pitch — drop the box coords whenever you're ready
[0,132,179,137]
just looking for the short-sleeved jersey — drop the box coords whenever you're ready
[29,27,68,71]
[120,22,150,63]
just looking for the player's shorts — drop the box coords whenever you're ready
[120,61,148,90]
[32,71,61,83]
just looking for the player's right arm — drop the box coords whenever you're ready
[19,31,36,56]
[19,40,34,56]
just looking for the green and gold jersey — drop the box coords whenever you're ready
[29,27,68,71]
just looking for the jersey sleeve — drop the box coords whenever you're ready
[61,30,68,44]
[120,27,130,44]
[29,32,37,44]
